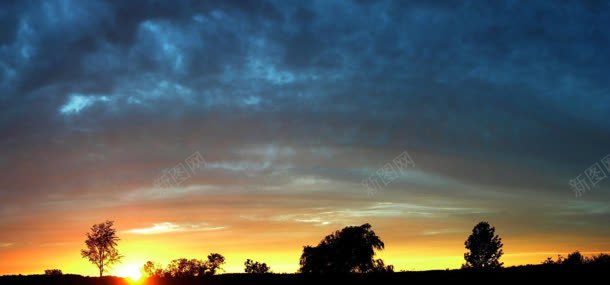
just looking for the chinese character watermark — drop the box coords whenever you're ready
[362,151,415,197]
[153,151,207,189]
[569,154,610,197]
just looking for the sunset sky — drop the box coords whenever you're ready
[1,0,610,277]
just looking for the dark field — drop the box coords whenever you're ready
[2,265,608,285]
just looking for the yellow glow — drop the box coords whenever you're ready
[2,217,609,275]
[115,263,142,282]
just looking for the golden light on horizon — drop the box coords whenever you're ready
[114,263,143,282]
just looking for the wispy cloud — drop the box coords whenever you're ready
[125,222,226,235]
[421,229,463,236]
[241,202,492,227]
[0,242,13,248]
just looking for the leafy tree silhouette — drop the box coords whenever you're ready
[163,254,226,277]
[590,253,610,265]
[165,258,202,277]
[142,261,164,278]
[371,259,394,273]
[564,250,585,265]
[205,253,226,275]
[463,221,503,270]
[543,251,610,267]
[244,259,271,273]
[81,220,122,277]
[299,223,389,273]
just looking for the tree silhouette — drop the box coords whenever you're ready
[299,223,389,273]
[543,251,610,267]
[564,250,585,265]
[81,220,122,277]
[205,253,226,275]
[163,254,226,277]
[589,253,610,265]
[165,258,202,277]
[371,259,394,273]
[44,269,63,276]
[142,261,164,278]
[463,221,503,270]
[244,259,271,273]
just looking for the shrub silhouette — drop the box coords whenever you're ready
[299,223,390,273]
[244,259,271,273]
[80,220,122,277]
[542,256,559,265]
[371,259,394,272]
[564,250,585,265]
[165,258,203,277]
[142,261,164,278]
[44,269,62,275]
[589,253,610,265]
[542,254,565,265]
[543,251,610,267]
[463,221,503,270]
[162,253,226,277]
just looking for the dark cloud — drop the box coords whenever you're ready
[1,0,608,184]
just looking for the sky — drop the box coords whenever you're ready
[1,0,610,276]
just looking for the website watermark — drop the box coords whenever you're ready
[569,154,610,197]
[361,151,415,197]
[153,151,207,189]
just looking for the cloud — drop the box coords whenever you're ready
[240,202,495,228]
[125,222,225,235]
[59,94,110,115]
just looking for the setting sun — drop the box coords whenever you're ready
[115,264,142,282]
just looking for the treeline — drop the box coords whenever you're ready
[542,251,610,266]
[141,254,227,278]
[139,256,273,278]
[64,220,610,278]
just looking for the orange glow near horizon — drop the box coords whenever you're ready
[1,146,608,276]
[2,223,609,276]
